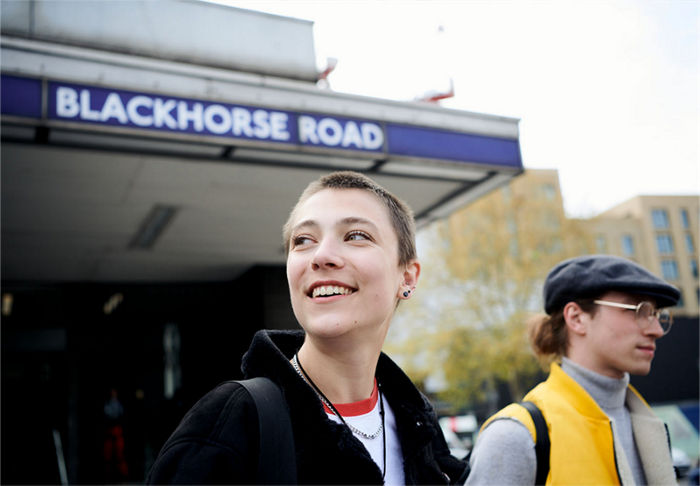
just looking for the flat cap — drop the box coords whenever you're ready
[543,254,680,314]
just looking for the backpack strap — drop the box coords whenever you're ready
[238,377,297,484]
[520,401,550,485]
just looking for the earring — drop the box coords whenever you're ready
[403,291,409,297]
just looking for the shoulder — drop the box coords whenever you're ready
[482,403,538,443]
[147,381,259,484]
[479,415,535,447]
[173,381,257,445]
[466,417,536,485]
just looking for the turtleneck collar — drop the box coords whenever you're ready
[561,357,629,410]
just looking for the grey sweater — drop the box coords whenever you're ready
[465,358,647,485]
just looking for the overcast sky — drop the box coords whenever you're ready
[223,0,698,217]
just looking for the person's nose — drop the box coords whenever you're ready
[643,315,665,338]
[311,237,344,270]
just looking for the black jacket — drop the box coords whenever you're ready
[147,330,467,484]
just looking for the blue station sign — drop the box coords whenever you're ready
[1,74,522,168]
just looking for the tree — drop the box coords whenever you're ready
[387,170,594,414]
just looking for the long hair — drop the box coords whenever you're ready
[528,300,599,367]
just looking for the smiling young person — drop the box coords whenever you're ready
[147,171,468,485]
[465,255,680,485]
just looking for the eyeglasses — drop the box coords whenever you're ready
[593,300,673,335]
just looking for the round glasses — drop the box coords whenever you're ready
[593,300,673,335]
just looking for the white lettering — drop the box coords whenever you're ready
[252,110,271,139]
[203,104,231,135]
[341,121,363,148]
[232,107,253,137]
[317,118,343,146]
[269,112,290,141]
[361,123,384,150]
[299,116,383,149]
[177,101,203,131]
[127,96,154,127]
[53,86,380,151]
[298,116,318,144]
[56,87,79,118]
[154,99,177,129]
[100,93,128,124]
[80,90,100,121]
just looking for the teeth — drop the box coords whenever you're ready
[312,285,353,298]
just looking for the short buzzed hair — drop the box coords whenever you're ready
[283,171,417,266]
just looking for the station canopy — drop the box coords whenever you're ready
[1,0,522,283]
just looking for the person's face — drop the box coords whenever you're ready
[578,291,665,378]
[286,188,416,340]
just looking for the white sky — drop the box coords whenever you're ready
[224,0,698,217]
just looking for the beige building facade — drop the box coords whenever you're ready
[587,196,699,316]
[469,169,699,316]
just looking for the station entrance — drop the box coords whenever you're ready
[1,1,523,482]
[2,266,294,483]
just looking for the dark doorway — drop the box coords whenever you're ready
[1,265,296,484]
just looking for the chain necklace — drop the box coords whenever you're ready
[292,353,387,479]
[292,354,384,440]
[292,354,385,440]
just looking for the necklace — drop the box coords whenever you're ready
[291,354,384,439]
[292,353,387,479]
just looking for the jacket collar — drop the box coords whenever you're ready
[549,362,655,423]
[548,362,611,420]
[241,330,438,469]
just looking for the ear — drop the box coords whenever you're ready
[398,259,420,299]
[563,301,587,336]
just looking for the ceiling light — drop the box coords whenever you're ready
[129,205,178,249]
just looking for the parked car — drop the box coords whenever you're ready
[438,414,477,460]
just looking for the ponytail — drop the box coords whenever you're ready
[528,300,598,368]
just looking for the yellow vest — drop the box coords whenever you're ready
[483,363,675,485]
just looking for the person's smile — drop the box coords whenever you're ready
[307,280,357,301]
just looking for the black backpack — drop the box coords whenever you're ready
[236,377,297,484]
[520,401,550,485]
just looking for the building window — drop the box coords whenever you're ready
[656,234,674,254]
[652,209,669,229]
[685,233,695,253]
[691,259,699,279]
[621,235,635,256]
[596,235,607,253]
[681,208,690,229]
[661,260,680,280]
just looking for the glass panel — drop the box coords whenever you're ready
[656,234,674,254]
[681,209,690,229]
[652,209,669,229]
[622,235,635,256]
[661,260,679,280]
[685,233,695,253]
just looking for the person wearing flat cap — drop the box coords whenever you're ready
[466,255,680,486]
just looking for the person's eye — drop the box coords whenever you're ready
[292,235,314,247]
[346,230,371,241]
